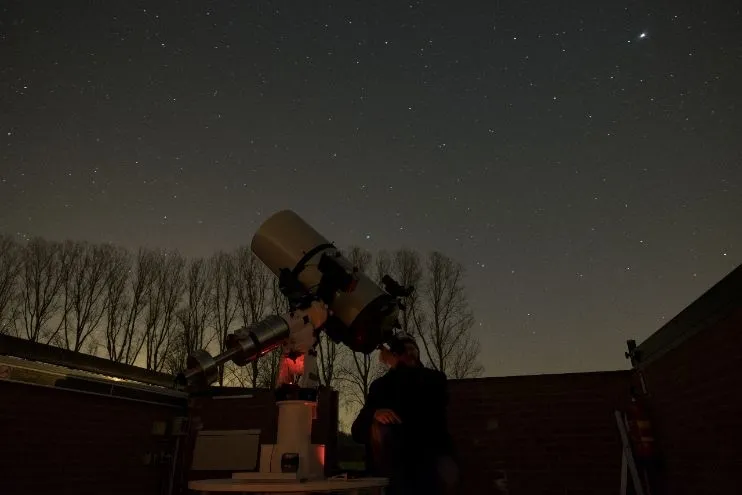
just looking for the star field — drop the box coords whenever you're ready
[1,0,741,376]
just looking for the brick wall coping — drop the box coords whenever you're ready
[634,263,742,368]
[0,333,177,388]
[449,369,630,384]
[0,354,187,408]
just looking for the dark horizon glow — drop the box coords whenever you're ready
[2,1,740,377]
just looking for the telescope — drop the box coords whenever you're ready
[176,209,412,481]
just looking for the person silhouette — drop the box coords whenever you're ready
[351,333,459,494]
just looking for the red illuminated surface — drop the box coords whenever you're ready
[316,445,325,467]
[287,354,305,374]
[277,354,305,385]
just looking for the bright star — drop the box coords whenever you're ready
[639,32,647,39]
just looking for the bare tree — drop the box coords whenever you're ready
[110,248,151,364]
[210,251,238,385]
[143,250,185,372]
[270,276,290,315]
[336,349,384,411]
[18,238,65,342]
[224,362,253,388]
[257,277,291,388]
[255,349,284,388]
[47,241,82,346]
[413,251,483,378]
[234,247,272,387]
[141,250,165,368]
[166,257,214,375]
[372,248,422,334]
[317,333,340,388]
[234,247,270,327]
[372,249,392,286]
[447,332,483,378]
[0,235,21,334]
[163,330,191,376]
[346,246,372,275]
[391,249,423,334]
[103,247,132,361]
[181,258,214,354]
[227,274,289,388]
[58,243,113,352]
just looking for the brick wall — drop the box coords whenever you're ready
[626,264,742,495]
[0,379,184,495]
[447,370,632,495]
[635,306,742,495]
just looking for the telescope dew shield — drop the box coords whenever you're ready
[251,210,400,353]
[175,315,291,390]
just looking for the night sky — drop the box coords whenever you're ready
[2,1,741,377]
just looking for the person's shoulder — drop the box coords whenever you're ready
[420,366,446,377]
[417,366,447,381]
[369,371,391,391]
[426,367,448,383]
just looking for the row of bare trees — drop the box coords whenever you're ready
[0,235,483,407]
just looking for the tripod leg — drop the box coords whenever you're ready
[620,452,627,495]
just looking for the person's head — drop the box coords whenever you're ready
[379,333,420,368]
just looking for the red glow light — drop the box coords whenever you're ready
[286,354,305,375]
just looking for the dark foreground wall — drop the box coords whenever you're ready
[0,353,340,495]
[448,370,632,494]
[631,264,742,495]
[0,361,186,495]
[447,264,742,495]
